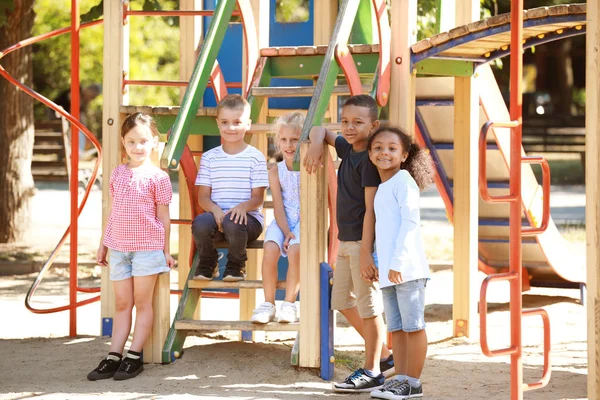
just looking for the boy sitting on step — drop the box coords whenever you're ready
[191,94,269,281]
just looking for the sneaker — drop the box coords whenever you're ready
[222,267,245,282]
[113,357,144,381]
[251,302,276,324]
[370,379,423,399]
[379,354,395,376]
[87,358,121,381]
[193,262,219,281]
[333,368,385,393]
[278,301,298,323]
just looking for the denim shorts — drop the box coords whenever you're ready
[109,249,171,281]
[382,278,427,333]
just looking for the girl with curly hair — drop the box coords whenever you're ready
[367,126,434,399]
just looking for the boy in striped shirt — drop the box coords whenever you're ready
[192,94,268,281]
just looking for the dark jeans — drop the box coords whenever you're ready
[191,212,262,271]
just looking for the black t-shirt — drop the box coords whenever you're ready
[335,135,381,241]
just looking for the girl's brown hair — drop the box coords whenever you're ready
[368,126,435,190]
[120,112,160,138]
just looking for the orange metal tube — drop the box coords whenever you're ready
[521,157,551,236]
[479,272,518,357]
[508,0,525,398]
[479,121,519,203]
[0,20,103,315]
[123,79,243,88]
[125,10,241,17]
[69,0,81,338]
[522,308,552,391]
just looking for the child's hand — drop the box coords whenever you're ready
[212,208,226,232]
[226,203,248,225]
[388,270,403,284]
[96,245,108,267]
[164,252,176,269]
[283,231,296,254]
[303,141,324,174]
[360,252,378,282]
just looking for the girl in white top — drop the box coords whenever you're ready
[252,112,303,324]
[367,126,434,399]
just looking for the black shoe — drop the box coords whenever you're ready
[113,357,144,381]
[371,378,423,399]
[193,262,219,281]
[87,358,121,381]
[222,266,246,282]
[333,368,384,393]
[380,354,394,376]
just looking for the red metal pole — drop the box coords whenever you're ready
[509,0,524,398]
[69,0,81,337]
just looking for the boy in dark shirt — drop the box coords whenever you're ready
[305,95,392,392]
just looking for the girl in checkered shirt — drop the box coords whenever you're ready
[87,113,175,381]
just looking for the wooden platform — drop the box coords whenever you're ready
[411,3,586,63]
[260,43,379,57]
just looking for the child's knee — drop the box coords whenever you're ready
[263,241,280,255]
[221,217,246,237]
[115,297,134,313]
[192,213,216,237]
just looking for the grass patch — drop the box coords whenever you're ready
[334,349,364,372]
[0,249,43,262]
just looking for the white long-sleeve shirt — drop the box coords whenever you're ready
[374,169,430,288]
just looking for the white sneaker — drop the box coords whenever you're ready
[251,302,276,324]
[278,301,298,323]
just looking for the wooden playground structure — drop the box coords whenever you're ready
[0,0,599,399]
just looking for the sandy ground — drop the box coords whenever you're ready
[0,182,589,399]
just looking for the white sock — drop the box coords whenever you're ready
[407,376,421,387]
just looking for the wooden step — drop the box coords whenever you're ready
[189,279,286,289]
[175,319,300,332]
[32,160,65,168]
[251,84,371,98]
[35,120,64,130]
[33,144,64,154]
[120,105,218,116]
[260,43,380,57]
[35,132,64,142]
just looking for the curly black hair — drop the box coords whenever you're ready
[367,126,435,191]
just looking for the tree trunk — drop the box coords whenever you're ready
[0,0,36,243]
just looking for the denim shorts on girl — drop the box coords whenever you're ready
[381,278,427,332]
[109,249,171,281]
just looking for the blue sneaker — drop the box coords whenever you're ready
[333,368,385,393]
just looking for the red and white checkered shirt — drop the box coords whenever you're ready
[103,164,172,252]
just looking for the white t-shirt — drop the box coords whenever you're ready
[374,169,430,288]
[195,145,269,226]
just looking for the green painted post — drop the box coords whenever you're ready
[294,0,361,169]
[350,0,373,45]
[160,0,237,169]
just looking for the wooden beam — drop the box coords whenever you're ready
[389,0,417,131]
[101,0,128,337]
[299,143,328,368]
[239,0,270,343]
[452,0,479,339]
[586,0,600,398]
[177,0,204,323]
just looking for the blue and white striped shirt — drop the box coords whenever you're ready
[195,145,269,226]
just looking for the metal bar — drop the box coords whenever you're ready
[125,10,241,17]
[508,1,525,397]
[522,308,552,391]
[69,0,81,338]
[319,263,334,380]
[123,79,243,88]
[520,156,551,236]
[479,121,519,203]
[479,272,519,357]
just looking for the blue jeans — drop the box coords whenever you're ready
[382,279,427,332]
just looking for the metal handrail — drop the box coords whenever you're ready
[522,308,552,391]
[521,156,551,236]
[479,120,519,203]
[0,19,104,313]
